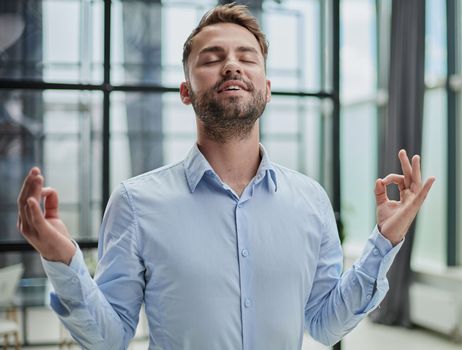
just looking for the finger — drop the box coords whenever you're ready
[415,176,436,205]
[374,178,388,205]
[26,197,50,235]
[22,200,43,248]
[411,155,422,188]
[17,168,42,233]
[398,150,413,189]
[17,212,27,235]
[24,176,44,232]
[18,167,41,206]
[41,187,53,196]
[16,215,21,231]
[23,202,37,237]
[17,206,40,250]
[31,175,44,202]
[382,173,406,192]
[42,187,60,219]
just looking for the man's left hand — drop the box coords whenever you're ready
[374,149,435,246]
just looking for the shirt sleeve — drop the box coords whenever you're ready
[41,183,145,350]
[304,184,403,346]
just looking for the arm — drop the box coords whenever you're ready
[304,189,400,345]
[304,150,434,345]
[17,168,144,349]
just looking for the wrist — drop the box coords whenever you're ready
[377,224,403,246]
[42,238,76,265]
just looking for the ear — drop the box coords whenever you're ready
[180,82,192,105]
[265,80,272,103]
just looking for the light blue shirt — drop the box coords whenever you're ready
[42,144,402,350]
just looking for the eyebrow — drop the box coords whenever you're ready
[198,46,260,56]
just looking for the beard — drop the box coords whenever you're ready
[189,77,268,143]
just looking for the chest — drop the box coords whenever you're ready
[137,190,323,294]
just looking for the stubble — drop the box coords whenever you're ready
[189,77,267,143]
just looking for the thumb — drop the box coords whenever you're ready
[374,179,388,205]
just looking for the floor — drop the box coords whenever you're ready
[19,317,461,350]
[301,318,462,350]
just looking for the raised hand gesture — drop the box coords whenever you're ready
[17,167,76,264]
[374,150,435,246]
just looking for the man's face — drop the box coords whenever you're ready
[180,22,271,142]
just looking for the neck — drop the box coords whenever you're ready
[197,123,261,196]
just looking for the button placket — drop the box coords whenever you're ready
[235,202,254,350]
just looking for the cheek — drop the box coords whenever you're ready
[248,69,268,88]
[254,78,268,93]
[190,69,219,92]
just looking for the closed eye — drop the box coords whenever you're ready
[204,60,220,65]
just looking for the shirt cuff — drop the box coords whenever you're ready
[41,242,92,303]
[354,225,404,281]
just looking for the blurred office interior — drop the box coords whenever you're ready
[0,0,461,349]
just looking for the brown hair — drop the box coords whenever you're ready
[182,3,268,78]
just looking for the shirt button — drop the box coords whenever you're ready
[373,248,379,256]
[72,277,78,283]
[366,294,372,301]
[244,298,252,308]
[241,249,249,257]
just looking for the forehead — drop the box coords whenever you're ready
[190,22,262,57]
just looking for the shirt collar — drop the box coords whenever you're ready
[256,144,278,192]
[183,143,278,193]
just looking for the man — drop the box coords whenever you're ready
[17,4,435,350]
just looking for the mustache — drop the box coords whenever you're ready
[212,75,254,92]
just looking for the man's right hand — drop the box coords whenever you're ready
[17,167,76,265]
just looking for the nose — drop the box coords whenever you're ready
[222,60,242,76]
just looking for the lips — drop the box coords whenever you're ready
[217,80,249,93]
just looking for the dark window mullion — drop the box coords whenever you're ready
[102,0,111,211]
[446,0,457,266]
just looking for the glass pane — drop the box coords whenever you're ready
[112,0,215,86]
[0,0,103,83]
[0,248,97,294]
[112,0,323,92]
[0,89,102,246]
[263,0,321,91]
[425,0,447,81]
[0,251,44,280]
[261,96,323,181]
[412,88,447,269]
[341,0,377,102]
[110,91,196,189]
[340,103,378,246]
[1,90,45,247]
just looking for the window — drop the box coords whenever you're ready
[0,0,336,276]
[340,0,379,248]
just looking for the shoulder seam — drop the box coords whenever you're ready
[120,183,142,259]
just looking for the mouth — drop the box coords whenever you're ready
[217,80,249,93]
